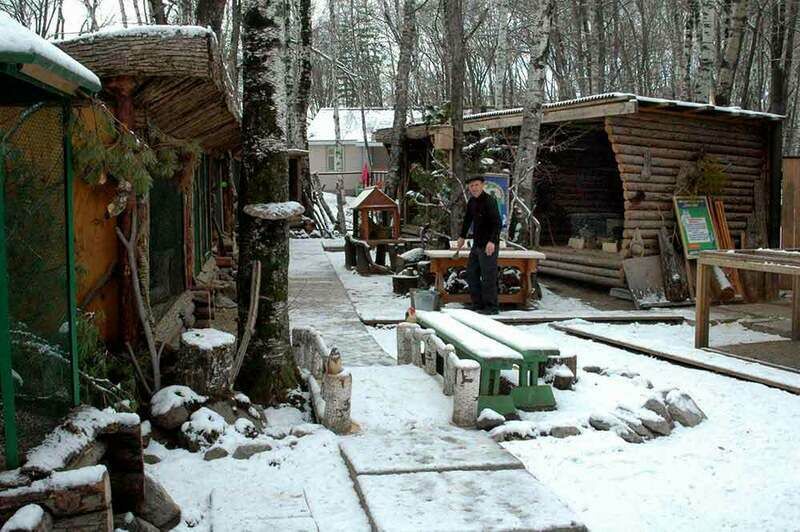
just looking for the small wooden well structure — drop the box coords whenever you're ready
[351,186,400,244]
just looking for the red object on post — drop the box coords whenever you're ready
[361,163,370,187]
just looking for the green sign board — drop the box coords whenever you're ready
[673,196,718,259]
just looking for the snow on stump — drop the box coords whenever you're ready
[150,385,207,431]
[177,328,236,396]
[0,465,113,528]
[243,201,304,221]
[452,359,480,427]
[396,323,417,366]
[0,504,51,532]
[138,474,181,531]
[180,407,227,451]
[546,354,578,390]
[664,390,707,427]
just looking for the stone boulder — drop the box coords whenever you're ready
[477,409,506,431]
[232,443,272,460]
[203,447,229,461]
[138,475,181,531]
[181,407,227,451]
[665,390,706,427]
[150,386,207,431]
[549,425,581,438]
[589,412,643,444]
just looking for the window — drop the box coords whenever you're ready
[326,146,336,171]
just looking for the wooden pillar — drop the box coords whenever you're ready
[105,76,139,346]
[792,276,800,341]
[694,261,712,348]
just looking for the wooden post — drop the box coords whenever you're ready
[695,261,712,348]
[452,359,480,427]
[793,276,800,341]
[105,76,139,346]
[396,322,417,365]
[322,371,352,434]
[442,347,457,396]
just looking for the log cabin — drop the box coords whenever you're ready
[374,93,783,288]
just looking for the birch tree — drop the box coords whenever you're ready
[445,0,466,237]
[715,0,749,106]
[510,0,553,248]
[385,0,417,199]
[237,0,298,403]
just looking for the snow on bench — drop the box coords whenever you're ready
[415,311,522,362]
[444,309,559,356]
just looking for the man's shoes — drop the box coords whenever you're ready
[478,307,499,315]
[464,303,484,311]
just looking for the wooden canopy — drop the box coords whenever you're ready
[352,186,397,210]
[57,26,240,154]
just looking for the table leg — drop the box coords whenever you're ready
[695,261,712,348]
[792,276,800,341]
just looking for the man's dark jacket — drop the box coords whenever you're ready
[460,191,501,247]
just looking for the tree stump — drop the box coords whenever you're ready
[452,360,480,427]
[177,329,236,396]
[442,347,458,396]
[322,371,352,434]
[344,235,356,269]
[396,323,417,365]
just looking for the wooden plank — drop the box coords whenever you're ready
[794,276,800,341]
[550,323,800,395]
[361,313,685,326]
[695,262,712,347]
[703,347,800,375]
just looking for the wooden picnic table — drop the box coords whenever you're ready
[424,249,546,307]
[695,248,800,348]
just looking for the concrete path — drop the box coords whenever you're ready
[289,239,395,366]
[340,425,586,532]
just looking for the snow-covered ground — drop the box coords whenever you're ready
[502,322,800,532]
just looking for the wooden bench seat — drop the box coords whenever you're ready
[444,309,557,410]
[416,310,523,415]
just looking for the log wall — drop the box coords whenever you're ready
[605,110,768,258]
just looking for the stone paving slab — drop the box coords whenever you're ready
[210,487,311,526]
[340,425,523,475]
[289,239,395,366]
[356,469,587,532]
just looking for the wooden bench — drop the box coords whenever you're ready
[416,310,523,415]
[444,309,557,410]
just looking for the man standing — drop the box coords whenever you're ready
[456,175,501,315]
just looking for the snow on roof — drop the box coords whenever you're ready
[394,92,783,131]
[308,108,423,145]
[0,11,101,93]
[56,24,213,44]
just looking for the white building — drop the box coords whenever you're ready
[307,108,419,193]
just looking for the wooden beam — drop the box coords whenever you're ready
[695,261,712,348]
[551,323,800,395]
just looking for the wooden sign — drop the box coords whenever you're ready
[673,196,718,259]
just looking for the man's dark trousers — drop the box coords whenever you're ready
[466,245,498,310]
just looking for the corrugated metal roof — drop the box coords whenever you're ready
[398,92,783,130]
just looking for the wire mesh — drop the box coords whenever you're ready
[0,104,72,467]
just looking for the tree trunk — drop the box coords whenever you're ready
[295,0,313,214]
[697,0,715,103]
[385,0,416,199]
[510,0,553,248]
[118,0,128,27]
[195,0,227,37]
[238,0,298,404]
[131,0,142,25]
[715,0,749,106]
[328,0,345,181]
[591,0,606,94]
[445,0,466,237]
[147,0,166,23]
[494,0,509,108]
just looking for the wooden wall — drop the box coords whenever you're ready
[73,177,120,342]
[535,128,624,246]
[605,109,768,258]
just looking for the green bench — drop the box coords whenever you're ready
[416,310,524,415]
[445,309,557,410]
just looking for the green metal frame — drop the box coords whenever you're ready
[0,141,19,468]
[64,103,79,406]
